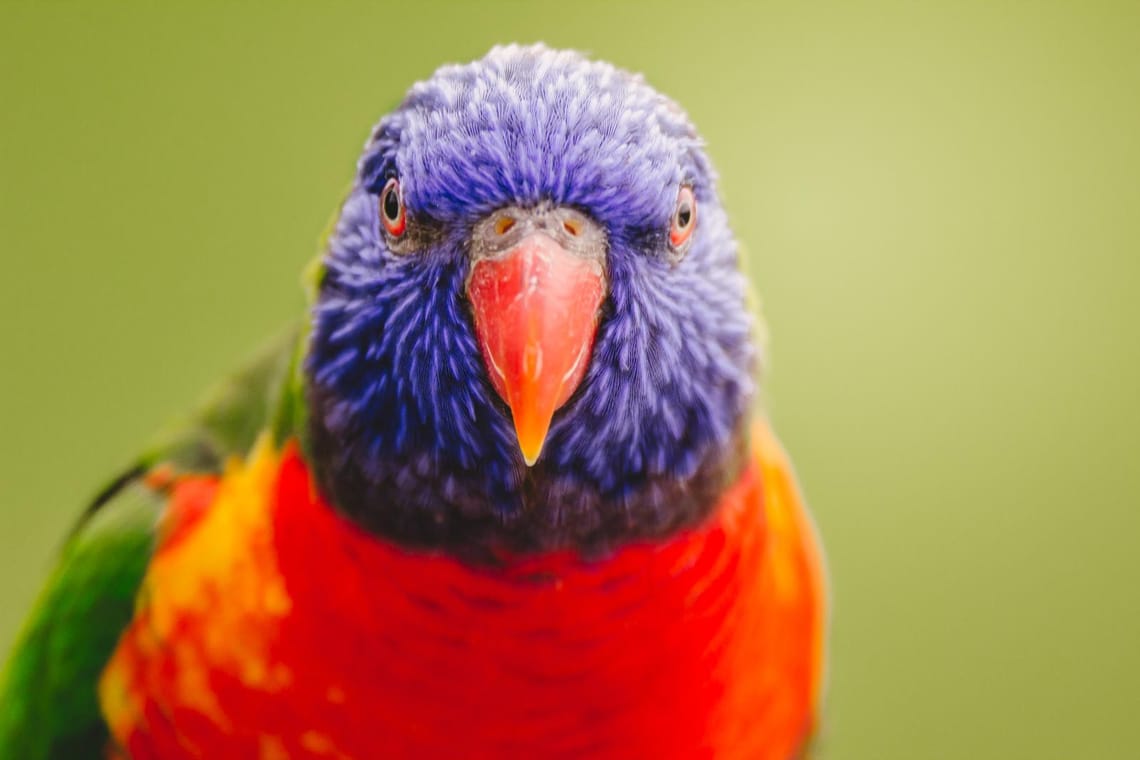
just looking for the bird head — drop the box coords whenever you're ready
[307,44,756,555]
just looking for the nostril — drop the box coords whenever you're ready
[495,217,516,236]
[563,220,580,237]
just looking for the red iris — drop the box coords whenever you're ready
[669,185,696,249]
[379,178,407,237]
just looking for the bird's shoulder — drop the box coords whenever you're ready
[747,417,830,744]
[0,326,303,760]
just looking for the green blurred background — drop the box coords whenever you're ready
[2,2,1137,757]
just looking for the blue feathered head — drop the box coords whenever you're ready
[307,44,756,555]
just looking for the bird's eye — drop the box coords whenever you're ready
[379,178,406,237]
[669,186,697,250]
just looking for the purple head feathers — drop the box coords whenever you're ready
[307,44,756,554]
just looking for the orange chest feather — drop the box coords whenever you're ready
[100,430,826,760]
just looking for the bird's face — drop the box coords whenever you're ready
[308,45,756,554]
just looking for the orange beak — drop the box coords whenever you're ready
[467,232,605,465]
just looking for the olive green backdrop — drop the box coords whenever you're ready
[2,2,1137,757]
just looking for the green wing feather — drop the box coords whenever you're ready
[0,326,304,760]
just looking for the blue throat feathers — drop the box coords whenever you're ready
[305,45,756,555]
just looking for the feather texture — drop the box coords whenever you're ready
[309,44,756,552]
[101,421,824,759]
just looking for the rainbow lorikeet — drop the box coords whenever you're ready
[0,45,827,759]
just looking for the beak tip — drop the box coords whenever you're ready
[520,443,543,467]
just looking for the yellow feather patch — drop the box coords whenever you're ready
[99,436,294,742]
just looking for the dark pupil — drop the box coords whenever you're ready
[676,203,692,228]
[383,186,401,221]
